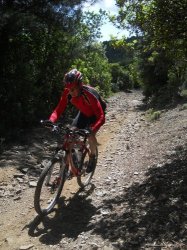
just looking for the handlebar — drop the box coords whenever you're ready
[40,120,91,137]
[40,120,61,133]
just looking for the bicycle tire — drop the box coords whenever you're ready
[34,157,66,216]
[77,146,98,188]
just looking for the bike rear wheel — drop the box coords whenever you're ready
[34,157,66,216]
[77,147,98,188]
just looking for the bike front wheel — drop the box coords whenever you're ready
[77,147,98,188]
[34,157,66,216]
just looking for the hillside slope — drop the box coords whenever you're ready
[0,91,187,250]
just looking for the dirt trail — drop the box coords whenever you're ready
[0,91,187,250]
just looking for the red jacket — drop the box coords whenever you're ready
[49,86,105,133]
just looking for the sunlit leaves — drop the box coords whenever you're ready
[72,43,112,97]
[0,0,113,135]
[113,0,187,105]
[115,0,187,46]
[81,10,107,42]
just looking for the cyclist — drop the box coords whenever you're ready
[48,69,106,173]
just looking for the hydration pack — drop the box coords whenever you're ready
[82,86,107,114]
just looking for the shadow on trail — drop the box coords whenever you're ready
[0,128,55,168]
[27,184,96,246]
[93,144,187,249]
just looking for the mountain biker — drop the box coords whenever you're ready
[48,69,106,173]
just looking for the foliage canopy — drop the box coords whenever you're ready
[0,0,112,137]
[114,0,187,106]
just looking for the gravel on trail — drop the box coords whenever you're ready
[0,91,187,250]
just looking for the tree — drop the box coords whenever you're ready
[114,0,187,105]
[72,43,112,97]
[0,0,112,137]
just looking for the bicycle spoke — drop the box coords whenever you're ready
[34,123,97,215]
[77,147,98,188]
[34,159,65,215]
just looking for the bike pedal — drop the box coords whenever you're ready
[66,171,73,180]
[77,170,82,176]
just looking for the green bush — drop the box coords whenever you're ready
[110,63,132,92]
[145,108,161,121]
[180,103,187,110]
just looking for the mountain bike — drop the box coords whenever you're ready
[34,120,98,216]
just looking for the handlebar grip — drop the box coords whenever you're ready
[77,129,91,136]
[40,120,53,127]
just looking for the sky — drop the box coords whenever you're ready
[83,0,129,41]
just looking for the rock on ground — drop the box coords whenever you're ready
[0,91,187,250]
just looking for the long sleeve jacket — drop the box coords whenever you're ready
[49,86,105,133]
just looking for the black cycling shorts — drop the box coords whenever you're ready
[72,112,96,129]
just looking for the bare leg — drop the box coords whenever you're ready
[86,132,97,173]
[88,133,97,156]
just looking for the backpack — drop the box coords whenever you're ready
[82,86,107,114]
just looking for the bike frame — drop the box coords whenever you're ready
[57,130,90,177]
[34,121,94,216]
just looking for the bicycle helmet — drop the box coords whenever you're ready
[64,69,83,89]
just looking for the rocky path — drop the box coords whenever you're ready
[0,91,187,250]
